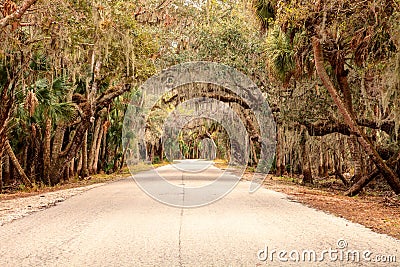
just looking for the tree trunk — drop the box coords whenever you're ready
[300,128,313,184]
[150,144,155,162]
[3,154,10,185]
[0,80,15,162]
[89,117,102,174]
[100,122,108,169]
[51,124,65,164]
[347,135,363,184]
[28,132,40,183]
[318,137,324,177]
[113,145,120,172]
[64,163,70,181]
[92,122,103,174]
[5,140,32,187]
[323,149,329,177]
[345,151,400,196]
[160,139,164,163]
[312,37,400,194]
[333,152,349,187]
[0,152,3,193]
[77,151,83,176]
[120,139,130,170]
[81,130,89,178]
[22,144,28,173]
[276,125,284,176]
[44,116,52,185]
[49,73,132,183]
[69,159,75,179]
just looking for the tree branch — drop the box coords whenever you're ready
[0,0,38,28]
[95,80,133,112]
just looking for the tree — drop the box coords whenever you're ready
[252,0,400,194]
[1,0,158,187]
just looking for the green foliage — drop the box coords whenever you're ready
[265,26,295,80]
[253,0,276,30]
[30,54,49,71]
[157,0,266,78]
[29,77,75,123]
[0,62,9,87]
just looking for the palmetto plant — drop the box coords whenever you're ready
[265,26,295,81]
[253,0,276,31]
[31,77,75,184]
[29,77,75,122]
[10,76,76,184]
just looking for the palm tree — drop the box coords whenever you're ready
[26,77,75,185]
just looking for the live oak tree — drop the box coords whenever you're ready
[253,0,400,194]
[0,0,157,188]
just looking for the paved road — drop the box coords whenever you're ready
[0,160,399,266]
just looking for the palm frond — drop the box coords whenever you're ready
[49,101,76,123]
[265,26,295,80]
[253,0,276,31]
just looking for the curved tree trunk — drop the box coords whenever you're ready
[312,37,400,194]
[5,140,32,187]
[345,151,400,196]
[49,77,133,183]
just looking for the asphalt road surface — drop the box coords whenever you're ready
[0,160,399,266]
